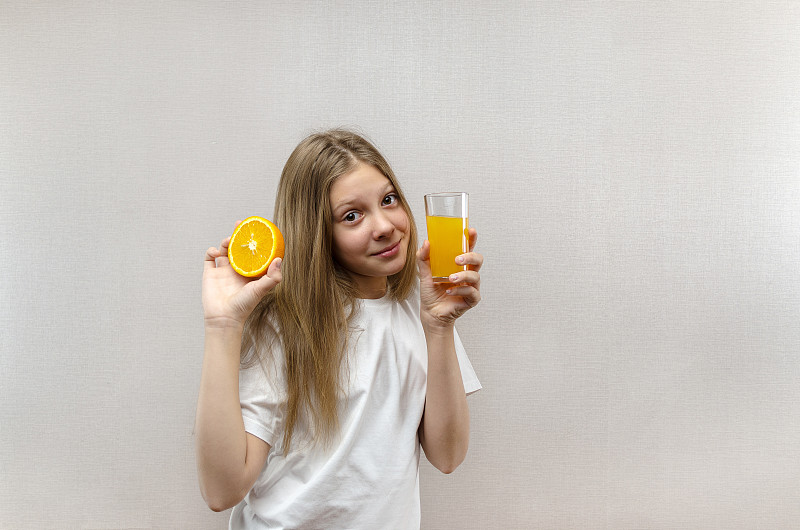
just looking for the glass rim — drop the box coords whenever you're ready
[423,192,469,198]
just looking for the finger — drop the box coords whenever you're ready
[223,220,242,249]
[417,240,431,261]
[445,285,481,307]
[249,258,283,297]
[213,222,240,268]
[467,228,478,252]
[228,219,242,236]
[266,257,283,283]
[416,240,433,279]
[221,218,242,250]
[457,251,484,272]
[214,236,232,266]
[204,247,220,269]
[447,270,481,286]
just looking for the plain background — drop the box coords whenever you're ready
[2,1,799,528]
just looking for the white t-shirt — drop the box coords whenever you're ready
[231,287,481,529]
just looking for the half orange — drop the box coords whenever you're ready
[227,216,285,277]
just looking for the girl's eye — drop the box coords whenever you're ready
[343,211,362,223]
[383,193,398,206]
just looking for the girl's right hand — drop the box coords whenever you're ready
[202,222,283,328]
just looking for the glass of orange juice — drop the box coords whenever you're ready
[424,192,469,282]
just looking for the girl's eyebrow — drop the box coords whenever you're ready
[332,184,396,214]
[332,197,357,215]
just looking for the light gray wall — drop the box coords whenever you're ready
[2,2,799,528]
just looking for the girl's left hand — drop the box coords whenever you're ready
[417,227,483,327]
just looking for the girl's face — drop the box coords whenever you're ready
[329,162,410,298]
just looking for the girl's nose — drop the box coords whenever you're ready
[372,211,395,238]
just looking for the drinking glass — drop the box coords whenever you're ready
[424,192,469,282]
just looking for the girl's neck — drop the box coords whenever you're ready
[352,276,388,299]
[357,285,388,300]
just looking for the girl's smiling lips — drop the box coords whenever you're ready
[372,241,401,257]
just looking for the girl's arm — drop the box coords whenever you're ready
[418,319,470,473]
[416,228,483,473]
[195,322,271,511]
[195,231,282,511]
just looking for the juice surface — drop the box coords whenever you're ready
[426,215,468,279]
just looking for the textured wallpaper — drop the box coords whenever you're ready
[2,1,799,528]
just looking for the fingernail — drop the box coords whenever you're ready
[456,256,464,264]
[449,274,459,282]
[275,258,282,270]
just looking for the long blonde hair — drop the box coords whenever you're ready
[242,129,418,452]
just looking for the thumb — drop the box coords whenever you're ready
[416,241,432,279]
[251,258,283,297]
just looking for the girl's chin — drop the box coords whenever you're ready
[387,253,408,275]
[370,262,406,281]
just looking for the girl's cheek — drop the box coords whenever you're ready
[397,210,411,231]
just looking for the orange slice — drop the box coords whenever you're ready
[227,216,285,277]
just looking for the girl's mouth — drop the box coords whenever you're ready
[373,241,400,257]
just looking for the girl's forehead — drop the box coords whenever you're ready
[329,165,393,205]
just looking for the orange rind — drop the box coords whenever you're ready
[227,216,285,277]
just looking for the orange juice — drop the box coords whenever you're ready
[426,215,468,280]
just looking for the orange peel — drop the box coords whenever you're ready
[227,216,285,277]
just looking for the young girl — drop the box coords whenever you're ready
[196,130,483,529]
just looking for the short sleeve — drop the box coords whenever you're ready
[239,357,286,447]
[453,327,482,395]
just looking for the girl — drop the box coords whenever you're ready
[196,130,483,529]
